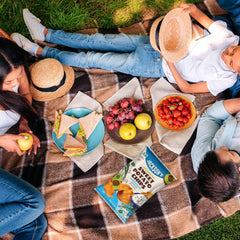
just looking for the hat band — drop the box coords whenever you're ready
[32,71,66,92]
[155,20,162,51]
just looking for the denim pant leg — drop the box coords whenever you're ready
[42,44,164,78]
[0,169,47,240]
[46,29,150,52]
[12,214,47,240]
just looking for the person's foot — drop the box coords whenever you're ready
[23,8,45,41]
[11,33,39,56]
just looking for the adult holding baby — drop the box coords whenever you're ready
[12,2,240,96]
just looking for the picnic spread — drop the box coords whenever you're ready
[1,2,240,240]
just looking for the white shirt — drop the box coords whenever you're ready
[0,86,21,135]
[162,21,239,96]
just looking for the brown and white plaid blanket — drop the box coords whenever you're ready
[1,3,240,239]
[1,68,240,240]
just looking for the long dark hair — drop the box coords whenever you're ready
[0,38,38,121]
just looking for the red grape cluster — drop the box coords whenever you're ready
[106,97,144,130]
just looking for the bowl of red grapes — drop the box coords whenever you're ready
[105,97,154,144]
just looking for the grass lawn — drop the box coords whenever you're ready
[1,0,240,239]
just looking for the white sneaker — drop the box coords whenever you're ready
[11,33,39,56]
[23,8,45,41]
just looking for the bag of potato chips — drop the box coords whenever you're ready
[95,146,177,223]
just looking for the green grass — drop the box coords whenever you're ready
[176,211,240,240]
[1,0,240,239]
[1,0,201,36]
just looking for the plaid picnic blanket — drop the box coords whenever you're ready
[1,69,240,240]
[1,2,240,239]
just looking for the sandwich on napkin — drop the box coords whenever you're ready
[63,133,87,156]
[53,110,79,138]
[78,111,103,139]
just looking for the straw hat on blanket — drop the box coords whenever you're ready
[30,58,74,101]
[150,8,192,63]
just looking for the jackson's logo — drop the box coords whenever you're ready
[146,159,164,178]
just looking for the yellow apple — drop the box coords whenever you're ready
[17,133,33,151]
[119,123,136,140]
[134,113,152,130]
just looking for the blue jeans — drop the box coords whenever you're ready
[0,168,47,240]
[42,30,164,78]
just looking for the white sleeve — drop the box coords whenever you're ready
[207,76,237,96]
[208,21,236,38]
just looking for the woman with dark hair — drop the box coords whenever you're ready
[0,38,47,239]
[0,37,40,156]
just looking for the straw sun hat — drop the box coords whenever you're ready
[150,8,192,63]
[30,58,74,102]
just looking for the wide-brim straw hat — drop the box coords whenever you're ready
[150,8,192,63]
[30,58,74,101]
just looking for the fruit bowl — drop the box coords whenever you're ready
[104,97,155,144]
[105,110,155,144]
[154,95,196,131]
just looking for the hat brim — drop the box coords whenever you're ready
[159,8,192,63]
[149,16,165,53]
[30,64,75,102]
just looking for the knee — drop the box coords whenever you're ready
[33,191,46,215]
[37,214,48,234]
[26,188,46,216]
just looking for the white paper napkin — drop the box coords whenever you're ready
[150,78,200,154]
[65,91,104,172]
[103,77,153,159]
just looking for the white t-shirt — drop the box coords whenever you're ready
[162,21,239,96]
[0,86,21,135]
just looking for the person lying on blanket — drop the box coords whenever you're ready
[0,38,40,156]
[212,0,240,97]
[191,98,240,202]
[11,3,240,96]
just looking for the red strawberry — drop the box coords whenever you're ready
[173,110,181,118]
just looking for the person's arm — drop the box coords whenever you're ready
[179,3,214,30]
[0,134,25,156]
[18,66,32,104]
[191,100,236,172]
[166,61,210,94]
[18,66,40,154]
[223,98,240,114]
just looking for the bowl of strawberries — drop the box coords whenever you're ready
[154,95,196,131]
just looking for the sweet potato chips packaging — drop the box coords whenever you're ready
[95,146,177,223]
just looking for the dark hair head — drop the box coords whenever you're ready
[197,150,240,202]
[0,38,38,123]
[0,38,27,89]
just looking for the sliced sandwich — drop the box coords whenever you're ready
[63,134,87,156]
[53,110,79,138]
[78,111,103,139]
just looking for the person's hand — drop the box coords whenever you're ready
[19,117,40,155]
[19,117,31,133]
[0,134,26,156]
[178,3,197,15]
[27,132,40,155]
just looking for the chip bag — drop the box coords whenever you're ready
[95,146,177,223]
